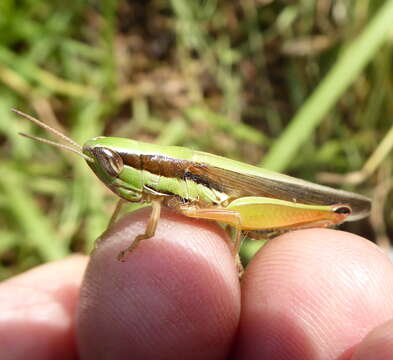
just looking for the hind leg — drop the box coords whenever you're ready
[180,207,244,276]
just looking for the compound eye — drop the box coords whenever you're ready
[96,147,124,177]
[333,205,352,215]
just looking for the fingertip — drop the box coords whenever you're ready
[234,229,393,360]
[0,256,88,360]
[353,319,393,360]
[77,208,240,359]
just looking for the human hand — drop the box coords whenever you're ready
[1,208,393,360]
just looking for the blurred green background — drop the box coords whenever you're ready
[1,0,392,279]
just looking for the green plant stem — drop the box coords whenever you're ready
[262,0,393,172]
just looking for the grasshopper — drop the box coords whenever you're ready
[15,110,371,266]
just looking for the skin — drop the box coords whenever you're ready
[1,208,393,359]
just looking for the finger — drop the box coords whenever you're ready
[76,208,241,360]
[0,255,88,360]
[352,318,393,360]
[234,229,393,360]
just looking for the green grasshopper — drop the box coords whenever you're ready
[15,109,371,265]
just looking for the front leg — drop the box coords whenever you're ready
[117,199,162,261]
[108,198,126,228]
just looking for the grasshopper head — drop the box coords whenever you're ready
[83,137,124,184]
[83,138,124,183]
[82,137,144,202]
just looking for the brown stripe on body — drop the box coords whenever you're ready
[119,152,224,193]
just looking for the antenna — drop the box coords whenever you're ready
[13,109,93,163]
[19,132,93,162]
